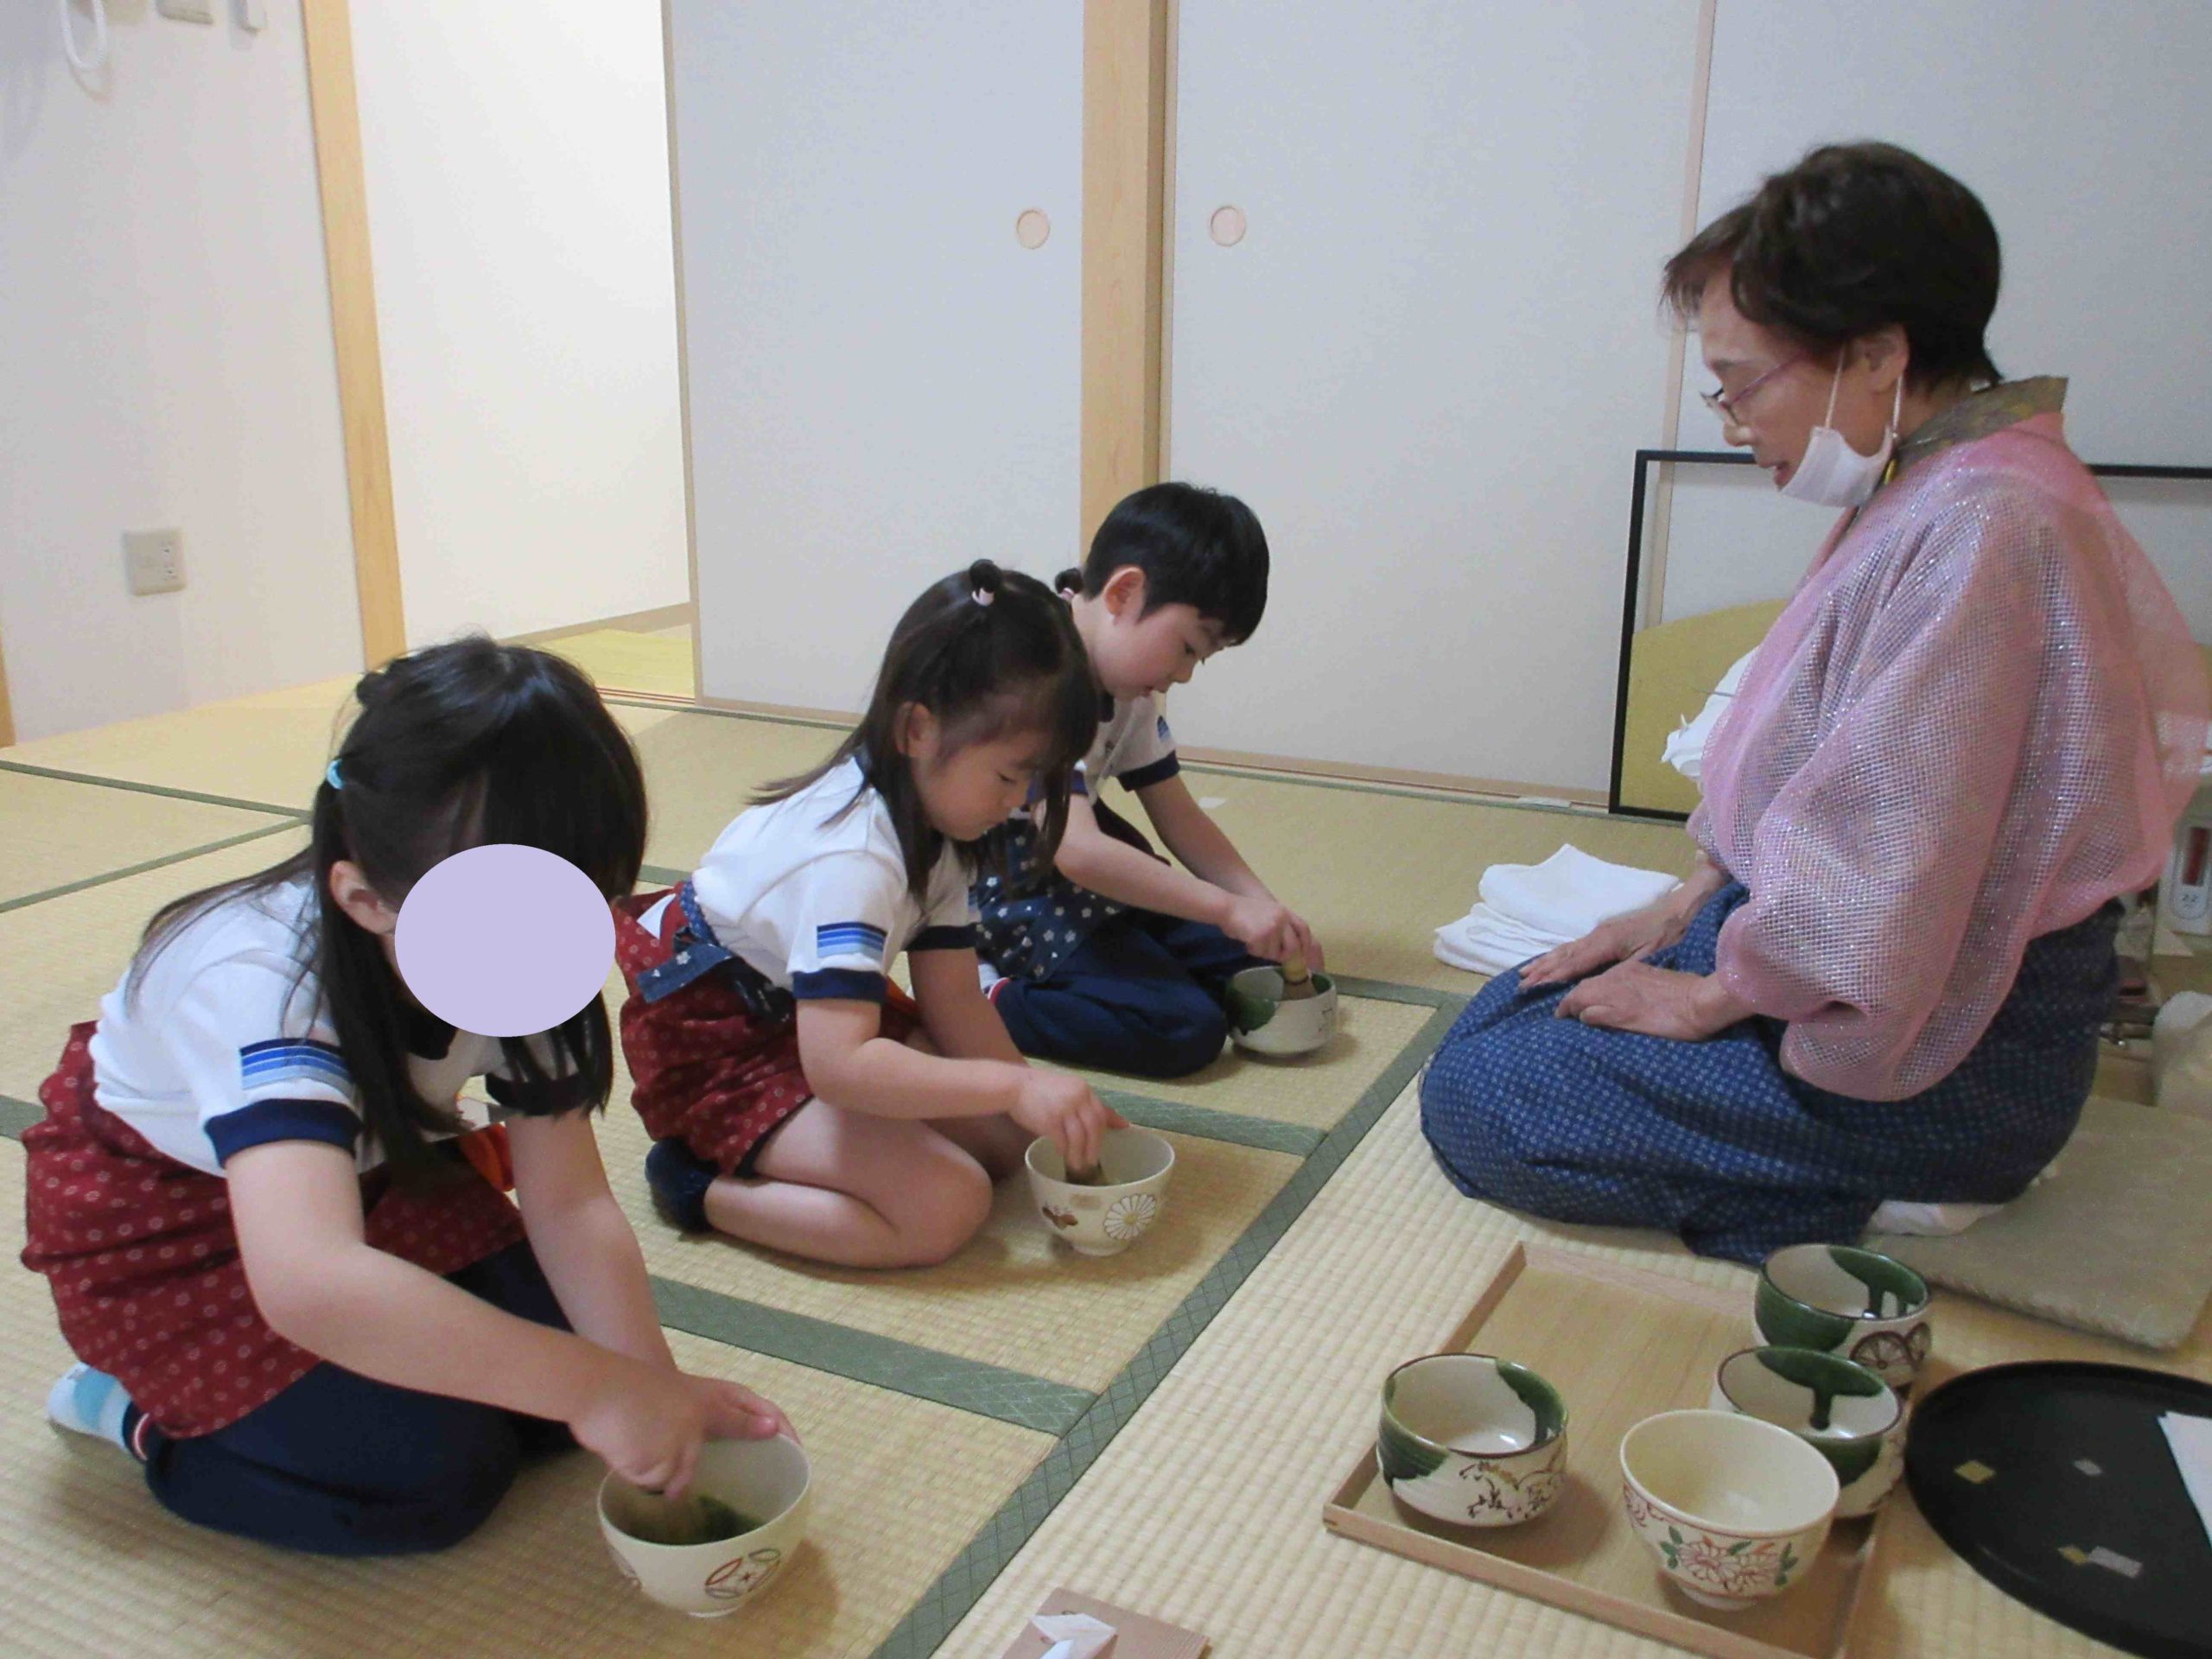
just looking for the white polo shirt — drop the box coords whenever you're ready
[89,877,570,1178]
[1073,693,1180,798]
[683,758,980,1002]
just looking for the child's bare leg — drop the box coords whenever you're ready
[928,1112,1032,1179]
[899,1024,1032,1177]
[701,1100,992,1268]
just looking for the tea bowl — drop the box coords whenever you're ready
[1224,964,1338,1057]
[1710,1345,1904,1517]
[599,1433,812,1617]
[1755,1243,1932,1392]
[1377,1353,1568,1528]
[1619,1408,1838,1611]
[1025,1126,1176,1256]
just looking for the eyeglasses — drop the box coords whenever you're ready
[1700,353,1808,417]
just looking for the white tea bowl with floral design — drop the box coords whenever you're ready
[1619,1409,1838,1611]
[1378,1353,1569,1528]
[1025,1127,1175,1257]
[599,1433,812,1617]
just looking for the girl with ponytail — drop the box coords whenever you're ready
[617,561,1123,1268]
[25,639,789,1554]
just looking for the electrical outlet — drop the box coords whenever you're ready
[124,530,188,597]
[156,0,218,22]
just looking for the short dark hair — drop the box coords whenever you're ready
[759,559,1098,899]
[1064,481,1269,645]
[1662,141,2002,390]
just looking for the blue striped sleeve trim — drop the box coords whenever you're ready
[814,921,888,960]
[1118,753,1181,791]
[239,1039,352,1094]
[910,924,978,953]
[791,968,887,1003]
[207,1098,361,1165]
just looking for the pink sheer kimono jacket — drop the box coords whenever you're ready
[1692,378,2208,1100]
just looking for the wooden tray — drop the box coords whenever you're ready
[1324,1243,1891,1659]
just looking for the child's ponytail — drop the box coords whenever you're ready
[760,560,1097,897]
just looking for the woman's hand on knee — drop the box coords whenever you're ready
[1010,1070,1126,1175]
[1554,962,1748,1041]
[1521,899,1691,988]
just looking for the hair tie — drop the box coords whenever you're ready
[964,557,1003,609]
[1054,567,1084,597]
[326,760,344,791]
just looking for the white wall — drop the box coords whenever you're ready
[0,1,360,743]
[1168,0,1705,792]
[671,2,1082,715]
[350,1,690,649]
[1653,0,2212,633]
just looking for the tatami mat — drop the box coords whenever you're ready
[619,704,1698,992]
[941,1077,2211,1659]
[626,707,856,870]
[599,1090,1303,1395]
[0,770,295,909]
[1072,990,1440,1136]
[1177,765,1696,994]
[0,832,311,1101]
[545,626,697,701]
[1,1143,1050,1659]
[3,675,683,816]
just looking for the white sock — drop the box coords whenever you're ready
[47,1363,134,1452]
[978,960,1002,993]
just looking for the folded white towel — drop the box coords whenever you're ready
[1662,649,1757,782]
[1433,904,1557,976]
[1476,846,1682,943]
[1433,846,1682,976]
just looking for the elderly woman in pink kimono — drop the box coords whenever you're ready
[1421,142,2207,1263]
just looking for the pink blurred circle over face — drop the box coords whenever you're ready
[394,844,614,1038]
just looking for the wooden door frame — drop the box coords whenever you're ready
[301,0,406,670]
[1082,0,1172,551]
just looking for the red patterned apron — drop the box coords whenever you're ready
[20,1023,525,1439]
[614,887,918,1173]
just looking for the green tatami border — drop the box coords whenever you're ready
[869,988,1463,1659]
[0,821,306,918]
[0,757,310,822]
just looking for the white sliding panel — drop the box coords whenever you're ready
[1168,0,1706,792]
[1657,0,2212,638]
[670,4,1082,714]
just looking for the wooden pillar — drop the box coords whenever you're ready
[302,0,406,667]
[1082,0,1172,554]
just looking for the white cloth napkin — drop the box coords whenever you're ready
[1032,1611,1116,1659]
[1433,846,1681,976]
[2161,1412,2212,1551]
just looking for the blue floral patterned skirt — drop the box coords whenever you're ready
[1418,884,2117,1263]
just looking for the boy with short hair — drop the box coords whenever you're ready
[976,483,1324,1077]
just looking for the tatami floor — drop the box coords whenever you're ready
[2,631,2202,1657]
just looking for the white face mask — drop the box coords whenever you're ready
[1780,359,1902,508]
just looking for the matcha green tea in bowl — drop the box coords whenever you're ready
[599,1434,812,1617]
